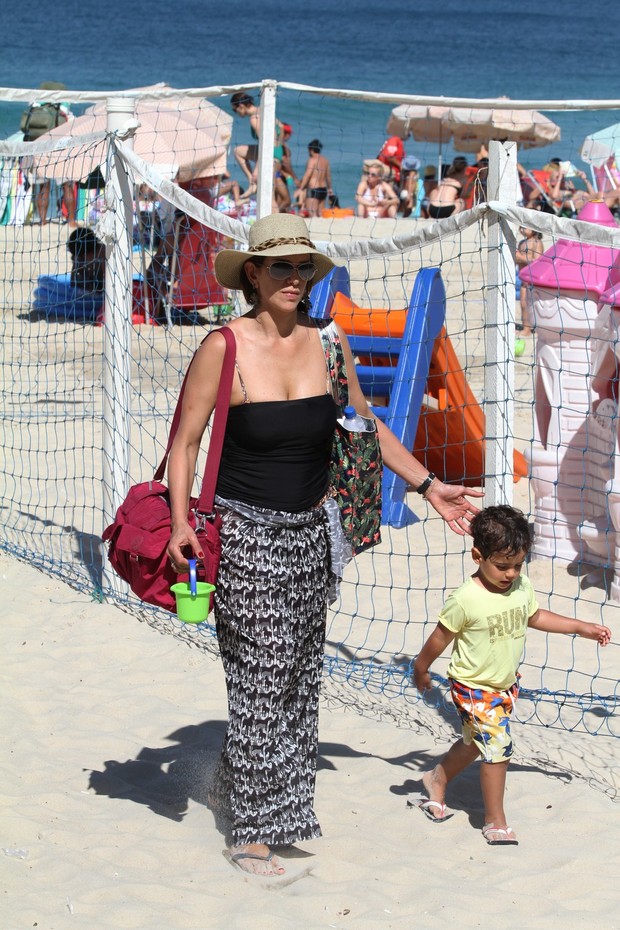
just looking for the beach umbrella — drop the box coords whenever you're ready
[580,123,620,166]
[27,88,233,184]
[386,100,561,153]
[580,123,620,192]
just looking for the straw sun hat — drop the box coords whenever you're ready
[214,214,342,290]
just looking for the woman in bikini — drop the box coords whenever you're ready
[355,165,399,219]
[427,156,469,219]
[230,92,285,202]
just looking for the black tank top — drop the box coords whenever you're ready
[216,393,338,511]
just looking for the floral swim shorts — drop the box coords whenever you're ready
[449,678,520,764]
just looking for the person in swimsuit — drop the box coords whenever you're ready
[230,92,285,201]
[355,165,399,218]
[427,156,469,219]
[515,225,544,335]
[166,213,482,879]
[295,139,333,217]
[279,123,300,202]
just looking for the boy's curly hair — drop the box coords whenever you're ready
[470,505,532,559]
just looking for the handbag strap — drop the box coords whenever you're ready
[319,319,349,409]
[153,327,237,515]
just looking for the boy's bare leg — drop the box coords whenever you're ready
[479,760,511,829]
[422,738,479,815]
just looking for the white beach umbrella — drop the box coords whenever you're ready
[580,122,620,191]
[386,100,561,153]
[27,89,232,184]
[580,122,620,167]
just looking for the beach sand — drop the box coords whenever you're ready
[2,550,619,930]
[1,214,619,929]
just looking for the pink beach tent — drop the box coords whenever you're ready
[519,199,620,297]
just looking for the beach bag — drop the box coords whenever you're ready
[102,327,236,612]
[319,321,382,555]
[20,103,64,141]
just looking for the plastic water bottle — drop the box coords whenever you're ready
[338,405,373,432]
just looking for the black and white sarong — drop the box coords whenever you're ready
[211,495,349,847]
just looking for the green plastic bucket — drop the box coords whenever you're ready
[170,581,215,624]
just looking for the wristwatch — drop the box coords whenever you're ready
[416,472,436,496]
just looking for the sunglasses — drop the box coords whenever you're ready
[264,260,317,281]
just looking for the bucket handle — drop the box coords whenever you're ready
[188,559,197,598]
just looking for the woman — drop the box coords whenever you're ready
[355,165,399,218]
[426,156,469,219]
[166,214,482,878]
[230,92,285,203]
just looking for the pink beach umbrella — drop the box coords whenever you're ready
[27,90,232,184]
[387,100,561,153]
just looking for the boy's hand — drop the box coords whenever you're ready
[414,663,431,692]
[581,623,612,646]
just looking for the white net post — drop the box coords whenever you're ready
[485,140,519,505]
[256,79,276,218]
[101,97,136,599]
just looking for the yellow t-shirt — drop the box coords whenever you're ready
[440,575,539,691]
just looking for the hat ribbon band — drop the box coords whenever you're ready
[251,236,316,252]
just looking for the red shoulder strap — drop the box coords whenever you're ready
[153,327,236,515]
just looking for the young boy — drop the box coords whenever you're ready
[413,505,611,846]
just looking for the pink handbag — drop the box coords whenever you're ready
[102,327,236,612]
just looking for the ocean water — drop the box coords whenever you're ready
[1,0,619,206]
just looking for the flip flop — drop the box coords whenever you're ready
[231,850,275,864]
[482,824,519,846]
[229,848,285,876]
[407,796,454,822]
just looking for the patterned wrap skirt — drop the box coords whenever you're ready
[211,496,334,847]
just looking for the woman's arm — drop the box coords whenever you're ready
[381,182,399,205]
[166,332,227,566]
[249,111,260,137]
[575,168,596,195]
[336,324,483,534]
[354,180,369,202]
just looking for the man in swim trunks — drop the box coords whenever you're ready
[295,140,333,217]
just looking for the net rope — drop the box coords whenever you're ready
[1,87,618,787]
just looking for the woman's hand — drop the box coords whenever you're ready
[166,521,204,573]
[425,481,483,536]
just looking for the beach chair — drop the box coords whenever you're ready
[311,267,527,527]
[158,216,228,325]
[521,169,558,214]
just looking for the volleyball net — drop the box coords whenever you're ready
[0,82,618,753]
